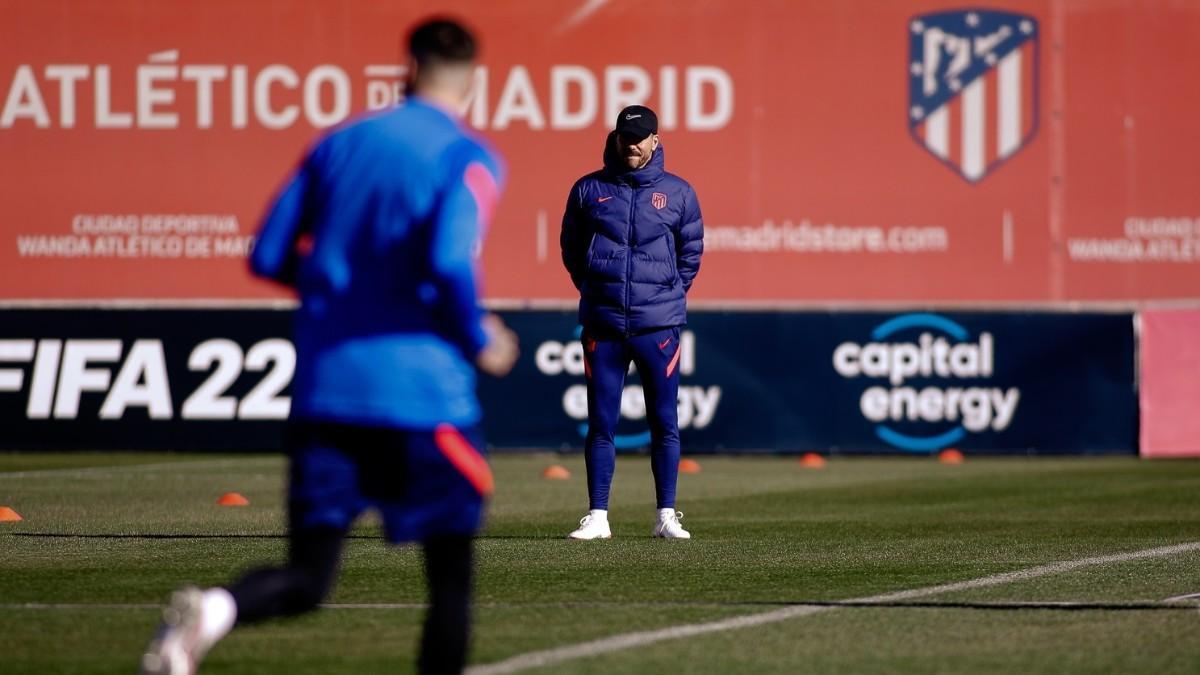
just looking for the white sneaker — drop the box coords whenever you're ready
[141,587,211,675]
[567,514,612,540]
[652,511,691,539]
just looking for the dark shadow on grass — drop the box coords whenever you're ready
[11,533,382,540]
[458,599,1200,611]
[462,600,1199,612]
[475,534,569,540]
[12,532,557,541]
[731,600,1200,611]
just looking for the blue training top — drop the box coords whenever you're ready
[250,97,505,429]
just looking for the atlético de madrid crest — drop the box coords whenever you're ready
[908,10,1038,183]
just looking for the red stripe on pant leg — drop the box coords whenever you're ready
[665,346,681,377]
[434,424,494,498]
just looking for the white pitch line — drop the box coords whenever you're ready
[0,457,278,480]
[1163,592,1200,603]
[863,541,1200,603]
[466,541,1200,675]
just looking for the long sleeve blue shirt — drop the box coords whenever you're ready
[251,97,505,429]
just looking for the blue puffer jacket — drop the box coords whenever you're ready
[560,133,703,336]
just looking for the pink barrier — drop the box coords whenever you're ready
[1140,309,1200,457]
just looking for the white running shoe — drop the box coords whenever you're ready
[141,587,211,675]
[652,511,691,539]
[567,514,612,540]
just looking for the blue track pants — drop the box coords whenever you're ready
[582,326,682,510]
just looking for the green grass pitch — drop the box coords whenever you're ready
[2,452,1200,674]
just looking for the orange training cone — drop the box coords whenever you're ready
[799,453,826,468]
[678,458,702,474]
[0,506,22,522]
[541,465,571,480]
[938,449,965,464]
[216,492,250,506]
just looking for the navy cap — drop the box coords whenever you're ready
[614,105,658,140]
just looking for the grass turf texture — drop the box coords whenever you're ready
[1,453,1199,674]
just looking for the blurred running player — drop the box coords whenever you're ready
[141,17,515,675]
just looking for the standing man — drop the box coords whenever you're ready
[141,18,517,675]
[560,105,704,540]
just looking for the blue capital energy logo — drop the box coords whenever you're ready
[832,314,1020,451]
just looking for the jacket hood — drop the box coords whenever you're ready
[602,130,665,187]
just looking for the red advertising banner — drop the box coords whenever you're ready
[1139,308,1200,458]
[2,0,1198,303]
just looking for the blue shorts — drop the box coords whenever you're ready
[285,421,492,543]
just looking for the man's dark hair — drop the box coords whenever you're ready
[408,18,477,66]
